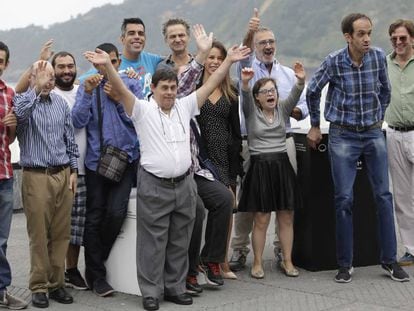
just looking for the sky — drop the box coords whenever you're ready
[1,0,124,31]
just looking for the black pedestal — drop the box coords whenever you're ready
[292,130,380,271]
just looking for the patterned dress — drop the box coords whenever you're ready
[197,95,234,187]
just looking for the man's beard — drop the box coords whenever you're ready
[55,73,76,89]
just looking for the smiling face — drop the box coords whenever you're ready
[121,23,146,59]
[254,80,279,112]
[205,47,224,76]
[165,24,190,55]
[345,18,372,58]
[254,30,276,64]
[54,55,76,90]
[390,26,414,59]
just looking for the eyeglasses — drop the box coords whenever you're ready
[256,39,275,47]
[158,106,186,143]
[257,88,277,95]
[390,35,409,45]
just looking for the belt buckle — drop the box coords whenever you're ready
[354,125,365,132]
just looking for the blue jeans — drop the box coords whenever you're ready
[328,126,396,268]
[0,178,13,294]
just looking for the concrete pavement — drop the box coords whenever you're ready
[7,211,414,311]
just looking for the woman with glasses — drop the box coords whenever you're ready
[238,63,305,279]
[196,41,243,280]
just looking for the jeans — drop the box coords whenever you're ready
[328,126,396,267]
[84,162,136,284]
[0,178,13,293]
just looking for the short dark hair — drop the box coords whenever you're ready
[389,19,414,37]
[51,51,76,68]
[252,78,278,109]
[0,41,10,64]
[341,13,372,35]
[162,18,190,37]
[121,18,145,36]
[96,43,119,58]
[151,68,178,87]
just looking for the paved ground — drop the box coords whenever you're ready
[7,211,414,311]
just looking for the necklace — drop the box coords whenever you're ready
[264,111,274,122]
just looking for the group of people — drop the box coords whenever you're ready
[0,8,413,311]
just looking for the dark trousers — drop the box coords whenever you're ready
[188,175,233,275]
[84,162,136,284]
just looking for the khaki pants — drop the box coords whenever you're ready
[231,137,297,254]
[22,168,73,292]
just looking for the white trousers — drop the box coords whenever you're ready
[386,128,414,255]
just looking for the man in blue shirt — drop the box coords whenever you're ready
[78,18,163,99]
[306,13,409,283]
[72,43,141,297]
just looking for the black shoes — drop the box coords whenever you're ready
[65,268,88,290]
[164,293,193,305]
[186,275,203,295]
[93,279,115,297]
[48,287,74,304]
[229,250,247,272]
[31,293,49,308]
[382,263,410,282]
[334,266,354,283]
[142,297,159,311]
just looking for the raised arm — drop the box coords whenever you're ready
[193,24,213,66]
[14,39,54,94]
[84,49,136,116]
[196,45,250,108]
[242,8,260,50]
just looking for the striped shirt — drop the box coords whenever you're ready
[307,46,391,127]
[0,79,14,179]
[14,88,79,169]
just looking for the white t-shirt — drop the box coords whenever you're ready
[131,92,199,178]
[53,85,87,175]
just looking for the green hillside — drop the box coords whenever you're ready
[1,0,412,81]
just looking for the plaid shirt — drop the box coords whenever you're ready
[307,46,391,127]
[0,79,14,179]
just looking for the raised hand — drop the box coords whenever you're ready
[193,24,213,55]
[293,62,306,84]
[248,8,260,32]
[84,74,103,94]
[241,67,254,83]
[226,45,251,63]
[40,39,54,61]
[34,61,54,93]
[84,49,110,66]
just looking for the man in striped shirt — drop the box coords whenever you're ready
[306,13,409,284]
[0,41,28,310]
[14,60,79,308]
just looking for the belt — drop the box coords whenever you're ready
[145,169,190,184]
[388,125,414,132]
[330,121,382,133]
[23,164,69,175]
[286,132,294,139]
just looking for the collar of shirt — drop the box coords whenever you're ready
[252,56,279,70]
[164,54,194,67]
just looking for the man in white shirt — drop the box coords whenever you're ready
[83,38,249,311]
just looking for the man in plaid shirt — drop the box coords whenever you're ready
[306,13,409,284]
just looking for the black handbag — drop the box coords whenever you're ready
[95,86,129,182]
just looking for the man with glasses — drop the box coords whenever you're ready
[307,13,409,283]
[230,8,308,271]
[384,19,414,267]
